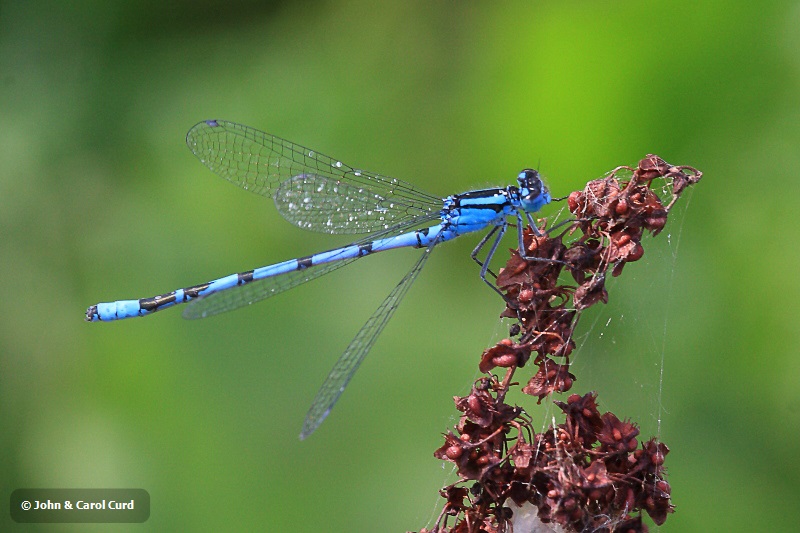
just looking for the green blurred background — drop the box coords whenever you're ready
[2,1,799,531]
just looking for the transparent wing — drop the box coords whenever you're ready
[182,213,440,320]
[186,120,443,234]
[273,173,442,234]
[299,232,440,440]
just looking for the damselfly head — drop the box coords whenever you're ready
[517,169,550,212]
[517,169,543,197]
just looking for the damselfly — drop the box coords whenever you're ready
[86,120,555,438]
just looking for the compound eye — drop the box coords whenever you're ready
[517,168,542,196]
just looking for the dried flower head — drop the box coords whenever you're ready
[418,155,701,533]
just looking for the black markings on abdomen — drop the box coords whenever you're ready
[139,291,181,312]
